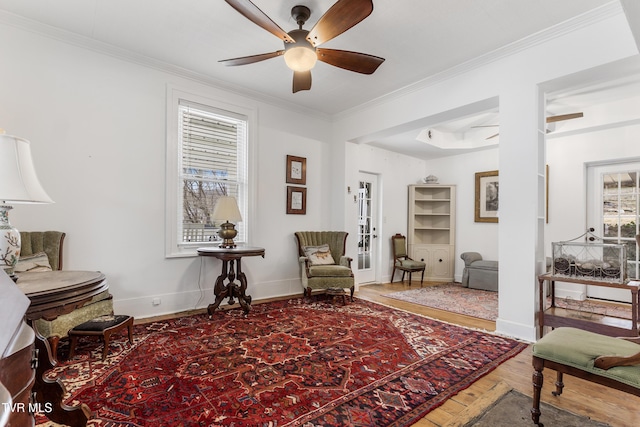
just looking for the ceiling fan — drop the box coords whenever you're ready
[472,113,584,140]
[220,0,385,93]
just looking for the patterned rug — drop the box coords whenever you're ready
[383,283,498,321]
[37,297,526,427]
[383,283,633,322]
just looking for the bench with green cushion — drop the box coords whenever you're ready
[531,327,640,426]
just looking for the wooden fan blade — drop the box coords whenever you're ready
[317,48,384,74]
[293,71,312,93]
[225,0,294,43]
[486,133,499,140]
[546,112,583,123]
[219,51,284,66]
[306,0,374,47]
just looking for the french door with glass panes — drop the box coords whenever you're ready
[357,173,379,284]
[586,162,640,302]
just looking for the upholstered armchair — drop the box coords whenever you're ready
[294,231,355,300]
[17,231,114,360]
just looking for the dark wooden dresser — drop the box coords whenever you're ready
[0,322,36,427]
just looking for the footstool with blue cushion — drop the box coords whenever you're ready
[68,314,134,360]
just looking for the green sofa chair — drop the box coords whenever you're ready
[17,231,114,360]
[294,231,355,300]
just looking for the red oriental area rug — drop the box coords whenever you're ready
[39,297,526,427]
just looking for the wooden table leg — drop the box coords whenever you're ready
[235,258,252,314]
[207,259,252,315]
[207,260,231,315]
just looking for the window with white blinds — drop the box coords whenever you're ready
[178,101,248,246]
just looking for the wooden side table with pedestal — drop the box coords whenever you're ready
[197,246,265,315]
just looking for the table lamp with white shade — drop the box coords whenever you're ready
[212,196,242,248]
[0,131,54,278]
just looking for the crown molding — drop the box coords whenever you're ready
[335,1,624,120]
[0,10,331,121]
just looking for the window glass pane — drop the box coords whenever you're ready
[178,104,247,244]
[358,181,372,270]
[601,170,640,280]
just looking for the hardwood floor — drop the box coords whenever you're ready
[357,281,639,427]
[140,281,639,426]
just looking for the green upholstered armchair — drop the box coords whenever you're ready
[294,231,355,300]
[18,231,114,360]
[19,231,66,270]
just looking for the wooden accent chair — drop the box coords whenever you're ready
[17,231,114,360]
[391,233,426,285]
[531,327,640,426]
[294,231,355,300]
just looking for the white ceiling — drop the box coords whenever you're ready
[0,0,616,116]
[2,0,638,160]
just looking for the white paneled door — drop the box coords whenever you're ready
[357,172,379,284]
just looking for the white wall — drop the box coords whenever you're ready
[0,22,334,318]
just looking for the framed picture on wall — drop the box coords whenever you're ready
[475,170,499,223]
[287,186,306,214]
[286,155,306,185]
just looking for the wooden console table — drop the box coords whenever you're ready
[538,273,640,338]
[16,270,107,427]
[197,246,265,315]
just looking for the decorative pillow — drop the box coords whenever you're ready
[15,251,53,272]
[303,244,336,265]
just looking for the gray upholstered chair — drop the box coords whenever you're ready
[391,234,426,285]
[460,251,498,291]
[17,231,114,360]
[294,231,355,300]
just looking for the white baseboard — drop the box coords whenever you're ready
[496,317,537,343]
[113,278,303,321]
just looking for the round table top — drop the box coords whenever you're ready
[16,270,106,297]
[16,270,108,320]
[197,246,265,258]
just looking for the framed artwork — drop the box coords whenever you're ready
[287,186,306,214]
[475,170,499,223]
[286,155,306,185]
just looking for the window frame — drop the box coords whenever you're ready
[165,86,256,258]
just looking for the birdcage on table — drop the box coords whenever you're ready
[552,230,626,283]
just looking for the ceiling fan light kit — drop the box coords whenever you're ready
[283,29,317,72]
[221,0,384,93]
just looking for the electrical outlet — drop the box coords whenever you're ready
[152,298,161,306]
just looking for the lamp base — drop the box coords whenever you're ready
[217,221,238,249]
[0,205,20,276]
